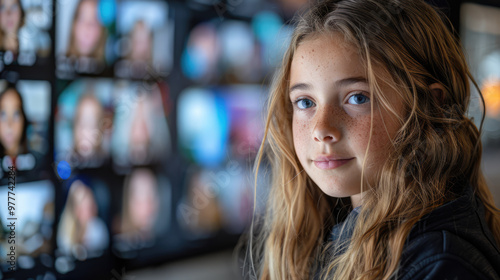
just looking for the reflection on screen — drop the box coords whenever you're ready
[0,180,55,272]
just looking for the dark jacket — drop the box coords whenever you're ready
[315,184,500,279]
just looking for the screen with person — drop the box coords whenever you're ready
[111,80,172,174]
[0,0,52,68]
[181,17,292,85]
[55,78,114,170]
[112,167,172,258]
[114,0,173,79]
[176,85,266,237]
[56,0,116,78]
[0,180,55,274]
[0,80,51,182]
[54,175,110,274]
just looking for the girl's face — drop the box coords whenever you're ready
[290,34,403,206]
[0,89,24,156]
[73,0,102,56]
[0,0,22,35]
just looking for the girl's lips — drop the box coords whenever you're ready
[313,158,354,170]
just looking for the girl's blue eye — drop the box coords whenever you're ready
[295,98,315,110]
[348,93,370,105]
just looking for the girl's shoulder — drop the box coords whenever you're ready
[397,186,500,280]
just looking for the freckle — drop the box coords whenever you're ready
[302,56,304,58]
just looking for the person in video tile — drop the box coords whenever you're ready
[0,86,27,159]
[57,179,109,260]
[120,168,159,240]
[73,93,107,167]
[0,0,24,53]
[128,87,169,165]
[66,0,106,60]
[127,20,153,64]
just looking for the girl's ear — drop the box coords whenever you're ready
[429,83,446,106]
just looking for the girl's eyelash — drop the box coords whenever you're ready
[292,91,370,108]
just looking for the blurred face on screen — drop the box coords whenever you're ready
[0,89,24,157]
[127,169,158,232]
[129,98,150,163]
[74,0,102,56]
[0,0,22,35]
[129,21,152,62]
[74,95,103,158]
[72,181,97,226]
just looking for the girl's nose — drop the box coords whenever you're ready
[312,108,341,143]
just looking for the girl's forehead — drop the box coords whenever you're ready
[290,35,366,81]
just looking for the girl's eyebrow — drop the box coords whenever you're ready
[335,76,368,88]
[289,76,368,95]
[289,83,311,94]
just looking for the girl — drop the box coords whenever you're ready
[0,86,27,159]
[240,0,500,279]
[73,92,107,167]
[66,0,107,60]
[0,0,24,53]
[57,179,109,259]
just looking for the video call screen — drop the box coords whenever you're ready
[176,85,266,236]
[0,0,300,278]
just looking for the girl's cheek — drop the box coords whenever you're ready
[292,117,309,158]
[366,116,394,163]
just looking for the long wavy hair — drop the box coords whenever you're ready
[238,0,500,279]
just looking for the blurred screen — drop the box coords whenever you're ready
[54,174,110,274]
[0,0,52,68]
[114,0,173,79]
[0,80,51,181]
[0,0,294,277]
[461,2,500,207]
[56,0,117,77]
[111,80,172,173]
[0,180,55,273]
[462,2,500,144]
[181,15,292,85]
[54,77,174,270]
[176,85,265,237]
[55,79,173,172]
[55,79,114,169]
[112,166,172,258]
